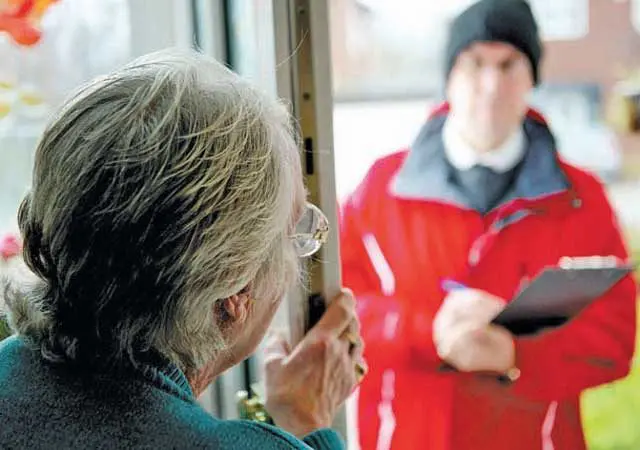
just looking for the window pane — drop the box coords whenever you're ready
[0,0,130,234]
[529,0,589,41]
[633,0,640,33]
[226,0,277,93]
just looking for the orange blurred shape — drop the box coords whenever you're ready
[0,0,59,46]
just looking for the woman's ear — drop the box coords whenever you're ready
[220,293,251,324]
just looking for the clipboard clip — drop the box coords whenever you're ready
[558,255,625,270]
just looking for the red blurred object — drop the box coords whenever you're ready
[0,234,21,261]
[0,0,59,47]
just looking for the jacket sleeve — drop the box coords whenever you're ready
[510,192,637,401]
[339,194,441,370]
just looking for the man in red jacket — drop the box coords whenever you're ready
[340,1,637,449]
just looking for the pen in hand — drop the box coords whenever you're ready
[441,278,468,293]
[437,278,515,384]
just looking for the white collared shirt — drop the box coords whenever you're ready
[443,117,526,173]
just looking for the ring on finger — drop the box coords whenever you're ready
[355,361,367,382]
[341,330,360,354]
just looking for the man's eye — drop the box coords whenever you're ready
[500,59,517,71]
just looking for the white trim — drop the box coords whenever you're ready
[362,233,396,296]
[541,400,559,450]
[376,370,397,450]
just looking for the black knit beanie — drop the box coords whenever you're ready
[444,0,542,84]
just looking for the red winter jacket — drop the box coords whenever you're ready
[340,105,637,450]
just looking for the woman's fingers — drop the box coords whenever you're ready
[310,289,356,339]
[262,330,291,369]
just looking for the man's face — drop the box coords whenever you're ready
[446,42,534,152]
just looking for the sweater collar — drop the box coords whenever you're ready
[135,351,195,402]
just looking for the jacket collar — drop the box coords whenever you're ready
[390,106,571,211]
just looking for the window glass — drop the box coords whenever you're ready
[529,0,589,41]
[0,0,130,234]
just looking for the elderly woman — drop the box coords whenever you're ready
[0,50,363,449]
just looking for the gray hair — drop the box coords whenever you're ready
[4,49,303,372]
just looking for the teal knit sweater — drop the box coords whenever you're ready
[0,336,343,449]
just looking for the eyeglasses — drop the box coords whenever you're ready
[291,202,329,258]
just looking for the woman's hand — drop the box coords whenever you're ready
[263,288,365,438]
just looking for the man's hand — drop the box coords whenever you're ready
[436,321,515,373]
[433,288,515,373]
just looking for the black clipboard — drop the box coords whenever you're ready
[491,262,635,336]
